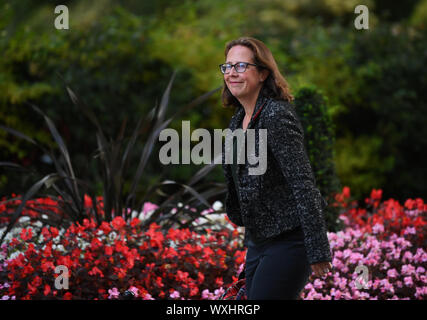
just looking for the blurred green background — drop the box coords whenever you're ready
[1,0,426,204]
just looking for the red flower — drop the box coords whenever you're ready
[31,275,42,288]
[155,276,164,288]
[20,228,33,241]
[343,186,351,199]
[105,246,113,256]
[176,270,189,283]
[189,286,199,297]
[99,221,112,234]
[113,267,127,279]
[41,227,51,240]
[42,243,52,258]
[112,216,126,230]
[63,292,72,300]
[44,284,51,296]
[41,260,55,273]
[130,217,141,228]
[50,227,59,238]
[90,237,103,250]
[215,277,224,287]
[88,266,104,278]
[197,272,205,284]
[84,194,93,208]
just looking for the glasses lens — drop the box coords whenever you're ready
[236,62,247,73]
[220,64,230,74]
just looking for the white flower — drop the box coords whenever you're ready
[33,221,43,228]
[212,201,223,211]
[131,210,139,219]
[18,216,31,223]
[9,251,22,260]
[108,231,118,241]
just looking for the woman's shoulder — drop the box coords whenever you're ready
[263,97,296,119]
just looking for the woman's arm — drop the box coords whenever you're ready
[222,145,244,227]
[266,101,332,265]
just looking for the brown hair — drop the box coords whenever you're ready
[221,36,294,108]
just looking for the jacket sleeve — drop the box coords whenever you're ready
[266,101,332,265]
[221,142,244,227]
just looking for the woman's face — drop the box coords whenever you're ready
[224,45,267,102]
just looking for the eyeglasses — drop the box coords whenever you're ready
[219,62,261,74]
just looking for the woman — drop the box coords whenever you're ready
[220,37,333,300]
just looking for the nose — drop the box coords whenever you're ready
[228,66,239,77]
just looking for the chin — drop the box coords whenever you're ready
[230,90,244,98]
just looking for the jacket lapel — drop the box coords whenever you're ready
[235,93,268,176]
[223,93,268,183]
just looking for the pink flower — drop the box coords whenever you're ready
[404,276,413,287]
[237,263,244,275]
[401,264,416,276]
[343,249,352,259]
[381,261,390,270]
[349,253,364,264]
[334,251,343,259]
[403,251,413,262]
[338,278,347,291]
[108,288,120,299]
[392,249,401,260]
[415,266,425,274]
[331,289,342,299]
[143,202,158,215]
[201,289,212,299]
[403,227,416,235]
[214,287,225,298]
[313,279,324,289]
[379,279,394,294]
[359,292,370,300]
[387,268,398,278]
[415,287,427,299]
[128,286,139,297]
[143,293,155,300]
[170,290,180,299]
[372,223,384,234]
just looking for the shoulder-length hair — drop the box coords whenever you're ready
[221,36,294,108]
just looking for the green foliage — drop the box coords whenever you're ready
[1,0,426,207]
[294,86,343,232]
[0,75,223,244]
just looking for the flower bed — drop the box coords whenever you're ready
[299,187,426,300]
[0,187,426,300]
[0,216,244,300]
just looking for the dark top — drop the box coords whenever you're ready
[222,93,332,264]
[231,117,295,247]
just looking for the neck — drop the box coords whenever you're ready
[239,87,262,119]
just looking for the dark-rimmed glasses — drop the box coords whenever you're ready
[219,62,260,74]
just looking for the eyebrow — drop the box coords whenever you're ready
[225,61,250,64]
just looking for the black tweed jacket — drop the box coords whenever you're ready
[221,93,332,265]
